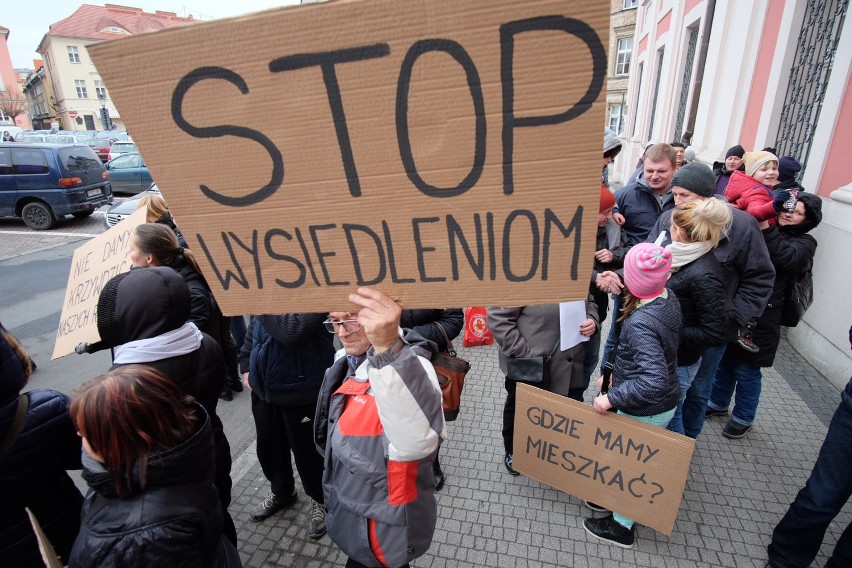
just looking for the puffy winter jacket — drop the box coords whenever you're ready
[723,170,777,222]
[648,205,774,342]
[240,314,335,406]
[1,390,83,568]
[615,174,676,245]
[69,403,224,567]
[607,291,682,416]
[314,330,444,568]
[667,251,727,365]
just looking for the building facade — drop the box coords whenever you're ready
[22,66,56,131]
[0,25,32,129]
[36,4,196,132]
[614,0,852,385]
[606,0,640,136]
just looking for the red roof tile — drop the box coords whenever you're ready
[46,3,195,42]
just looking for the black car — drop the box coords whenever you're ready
[104,183,160,228]
[0,143,113,230]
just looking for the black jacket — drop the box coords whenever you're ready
[240,314,335,406]
[667,251,728,365]
[399,309,464,352]
[608,291,682,416]
[648,205,775,342]
[1,390,83,568]
[164,257,220,342]
[70,403,223,568]
[724,222,818,367]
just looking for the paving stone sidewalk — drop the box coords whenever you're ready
[228,329,851,567]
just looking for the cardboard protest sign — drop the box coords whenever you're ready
[513,384,696,535]
[52,207,147,359]
[89,0,608,315]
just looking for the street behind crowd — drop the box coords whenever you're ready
[1,213,849,567]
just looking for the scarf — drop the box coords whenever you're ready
[113,322,203,365]
[666,240,713,270]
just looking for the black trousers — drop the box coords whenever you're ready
[251,392,324,503]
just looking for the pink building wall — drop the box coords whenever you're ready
[818,74,852,197]
[740,0,784,150]
[0,30,31,129]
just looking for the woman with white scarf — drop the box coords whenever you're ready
[664,199,732,434]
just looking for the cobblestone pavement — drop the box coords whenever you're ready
[5,219,848,567]
[230,329,851,567]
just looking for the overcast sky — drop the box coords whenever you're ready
[3,0,301,68]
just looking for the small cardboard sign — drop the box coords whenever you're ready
[513,384,696,535]
[88,0,609,315]
[52,207,147,359]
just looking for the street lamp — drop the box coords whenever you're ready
[98,94,112,130]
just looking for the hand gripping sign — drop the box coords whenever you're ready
[514,384,696,535]
[89,0,609,315]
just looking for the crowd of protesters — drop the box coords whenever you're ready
[2,126,844,568]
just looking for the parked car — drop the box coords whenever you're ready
[104,183,160,228]
[108,141,137,161]
[105,153,152,194]
[0,143,113,230]
[18,134,50,143]
[85,138,112,162]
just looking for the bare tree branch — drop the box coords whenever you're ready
[0,92,26,121]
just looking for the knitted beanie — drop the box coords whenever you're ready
[671,162,716,197]
[600,184,616,213]
[743,151,778,176]
[623,243,672,299]
[725,144,745,159]
[778,156,802,182]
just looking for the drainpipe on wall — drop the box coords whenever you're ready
[682,0,716,145]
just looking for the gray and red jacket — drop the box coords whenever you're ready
[314,330,444,568]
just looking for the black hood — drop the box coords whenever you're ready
[781,192,823,236]
[97,266,191,347]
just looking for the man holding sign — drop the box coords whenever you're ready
[315,287,444,568]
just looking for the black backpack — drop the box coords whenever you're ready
[781,268,813,327]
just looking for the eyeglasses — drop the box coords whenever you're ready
[323,318,361,333]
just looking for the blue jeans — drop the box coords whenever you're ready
[600,294,623,375]
[682,343,727,438]
[768,381,852,568]
[708,359,762,427]
[666,359,702,435]
[612,407,677,529]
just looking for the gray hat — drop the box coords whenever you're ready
[671,162,716,197]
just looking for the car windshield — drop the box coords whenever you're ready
[59,146,102,173]
[86,139,107,148]
[19,135,44,143]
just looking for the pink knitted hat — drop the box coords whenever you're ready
[623,243,672,299]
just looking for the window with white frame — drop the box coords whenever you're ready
[75,80,88,99]
[95,80,107,99]
[615,37,633,76]
[624,0,639,9]
[67,46,80,64]
[609,104,624,134]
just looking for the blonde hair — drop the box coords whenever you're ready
[671,199,732,248]
[136,193,169,224]
[618,291,642,322]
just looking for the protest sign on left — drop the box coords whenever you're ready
[52,207,147,359]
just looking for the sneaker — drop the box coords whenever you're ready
[584,500,609,512]
[722,420,752,439]
[504,453,520,476]
[250,489,297,522]
[308,500,326,539]
[229,375,244,393]
[705,406,728,418]
[584,514,635,548]
[219,384,233,401]
[737,326,760,353]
